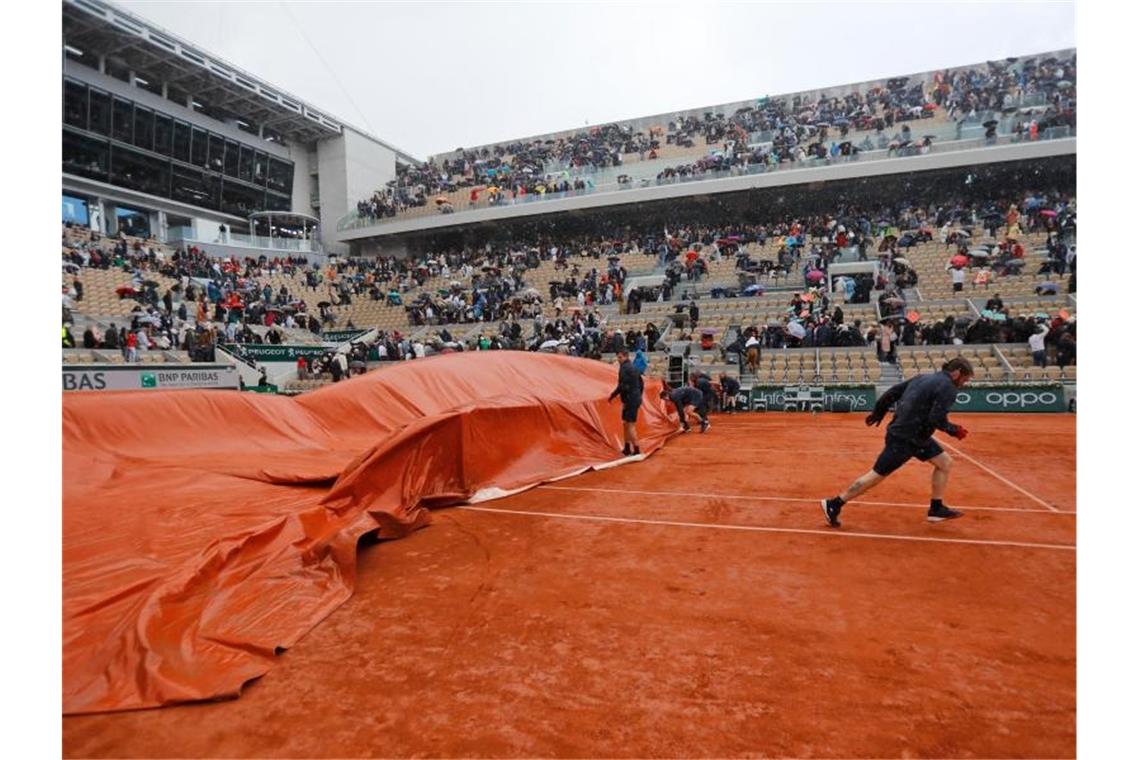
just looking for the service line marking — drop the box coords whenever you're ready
[537,484,1074,515]
[940,441,1062,512]
[458,505,1075,552]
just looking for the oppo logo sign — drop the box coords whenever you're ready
[956,390,1059,408]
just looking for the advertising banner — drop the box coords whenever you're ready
[735,384,1067,413]
[223,344,327,362]
[950,384,1066,412]
[62,364,240,392]
[741,385,877,412]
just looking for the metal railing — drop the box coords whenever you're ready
[168,226,321,253]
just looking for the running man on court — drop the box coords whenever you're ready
[608,348,643,456]
[821,357,973,527]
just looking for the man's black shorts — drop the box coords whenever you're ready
[621,402,641,423]
[872,435,944,476]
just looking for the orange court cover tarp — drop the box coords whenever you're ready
[63,352,675,714]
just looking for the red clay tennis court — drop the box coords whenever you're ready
[62,412,1075,758]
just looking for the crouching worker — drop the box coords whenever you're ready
[660,377,711,433]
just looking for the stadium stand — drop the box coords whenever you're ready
[65,181,1076,392]
[62,43,1076,396]
[348,51,1076,226]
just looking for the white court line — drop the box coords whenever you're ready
[537,484,1074,515]
[941,441,1062,513]
[670,445,880,454]
[458,505,1075,552]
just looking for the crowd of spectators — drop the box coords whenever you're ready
[936,54,1076,126]
[355,52,1080,224]
[64,175,1077,387]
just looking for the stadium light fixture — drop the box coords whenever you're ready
[64,45,83,56]
[135,77,149,86]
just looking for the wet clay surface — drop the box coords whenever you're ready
[64,413,1075,758]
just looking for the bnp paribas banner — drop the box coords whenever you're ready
[223,344,327,362]
[741,385,878,412]
[950,384,1066,412]
[62,364,240,392]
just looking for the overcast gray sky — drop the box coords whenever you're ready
[115,1,1075,159]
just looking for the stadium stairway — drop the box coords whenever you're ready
[878,360,904,388]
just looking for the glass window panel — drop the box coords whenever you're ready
[171,165,220,209]
[62,129,109,181]
[153,114,173,156]
[221,181,265,217]
[264,191,291,212]
[112,98,133,143]
[113,205,151,238]
[253,151,267,185]
[173,121,191,162]
[110,145,170,197]
[224,139,240,177]
[266,157,293,195]
[133,106,153,151]
[88,89,111,136]
[208,133,225,173]
[62,193,90,226]
[191,127,208,167]
[238,145,253,182]
[63,79,88,129]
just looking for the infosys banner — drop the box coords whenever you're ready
[223,344,327,362]
[951,384,1067,412]
[742,385,877,412]
[62,364,240,392]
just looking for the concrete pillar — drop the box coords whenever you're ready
[88,197,102,233]
[157,210,169,243]
[161,81,168,99]
[97,54,106,74]
[96,200,113,235]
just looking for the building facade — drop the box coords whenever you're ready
[61,0,417,256]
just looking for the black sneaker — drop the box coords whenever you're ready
[633,446,641,456]
[927,505,963,522]
[699,418,710,434]
[622,443,632,456]
[681,424,691,433]
[821,498,842,528]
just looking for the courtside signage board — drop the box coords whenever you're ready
[745,386,877,411]
[62,364,240,392]
[223,344,327,362]
[950,384,1067,412]
[740,384,1066,412]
